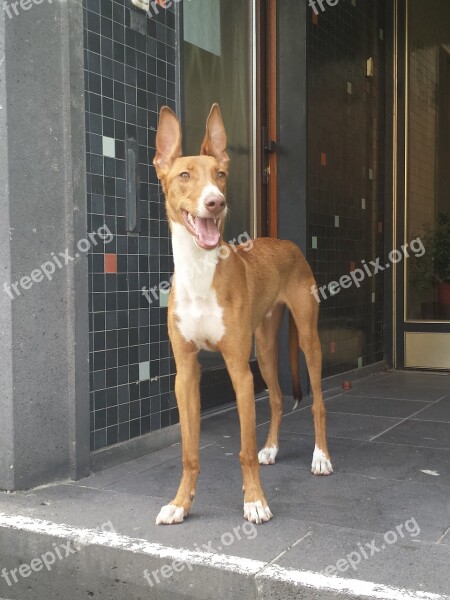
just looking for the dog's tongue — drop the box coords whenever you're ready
[195,217,220,248]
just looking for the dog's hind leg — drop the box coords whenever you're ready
[287,285,333,476]
[255,304,285,465]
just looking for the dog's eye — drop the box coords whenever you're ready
[217,171,227,179]
[180,172,190,180]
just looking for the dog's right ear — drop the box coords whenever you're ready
[201,103,229,169]
[153,106,182,179]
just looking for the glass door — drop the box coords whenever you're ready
[180,0,267,407]
[395,0,450,369]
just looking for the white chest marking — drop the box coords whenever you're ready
[171,222,225,350]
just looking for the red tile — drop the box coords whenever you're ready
[104,253,117,274]
[312,12,319,25]
[321,152,327,166]
[350,261,356,272]
[330,341,336,354]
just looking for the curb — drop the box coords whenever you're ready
[0,513,448,600]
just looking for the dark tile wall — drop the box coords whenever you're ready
[83,0,178,451]
[306,0,386,377]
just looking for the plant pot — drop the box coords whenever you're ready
[437,281,450,307]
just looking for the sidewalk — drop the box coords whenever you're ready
[1,370,449,600]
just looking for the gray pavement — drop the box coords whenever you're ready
[0,370,450,599]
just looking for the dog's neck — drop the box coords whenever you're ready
[170,222,220,299]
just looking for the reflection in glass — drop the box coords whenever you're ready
[182,0,252,241]
[182,0,253,369]
[406,0,450,321]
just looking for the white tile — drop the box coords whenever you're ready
[368,168,374,180]
[335,215,340,227]
[358,357,363,369]
[347,82,352,95]
[102,136,116,158]
[361,198,366,210]
[160,289,170,308]
[372,293,376,303]
[139,361,150,382]
[311,236,318,250]
[379,28,384,40]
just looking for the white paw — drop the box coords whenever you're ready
[311,445,333,475]
[258,445,279,465]
[243,501,273,524]
[131,0,149,11]
[156,504,186,525]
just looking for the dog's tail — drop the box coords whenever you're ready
[289,311,303,409]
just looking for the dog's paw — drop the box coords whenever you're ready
[131,0,149,11]
[243,501,273,524]
[258,445,278,465]
[311,445,333,475]
[156,503,186,525]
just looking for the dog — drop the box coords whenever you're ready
[153,104,333,525]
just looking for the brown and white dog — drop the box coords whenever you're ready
[153,104,332,525]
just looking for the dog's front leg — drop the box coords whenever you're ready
[156,344,200,525]
[222,345,273,524]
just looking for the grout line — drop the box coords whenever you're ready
[327,411,403,420]
[391,370,450,377]
[436,526,450,545]
[264,460,450,489]
[409,418,450,425]
[199,442,216,450]
[344,393,439,403]
[325,410,450,424]
[263,531,313,568]
[277,431,382,443]
[367,439,450,452]
[267,431,450,453]
[369,395,449,442]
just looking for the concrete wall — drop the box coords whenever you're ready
[0,0,15,491]
[0,0,90,489]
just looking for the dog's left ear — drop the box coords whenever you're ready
[154,106,182,179]
[201,104,229,169]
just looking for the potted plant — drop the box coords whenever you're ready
[410,212,450,307]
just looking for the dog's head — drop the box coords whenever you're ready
[153,104,229,251]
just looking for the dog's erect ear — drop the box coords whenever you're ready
[200,104,229,168]
[153,106,182,178]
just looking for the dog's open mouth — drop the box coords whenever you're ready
[181,210,221,250]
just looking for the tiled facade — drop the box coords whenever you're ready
[84,0,178,451]
[307,0,386,377]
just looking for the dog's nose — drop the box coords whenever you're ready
[204,195,226,215]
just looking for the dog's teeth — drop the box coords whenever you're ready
[214,219,217,225]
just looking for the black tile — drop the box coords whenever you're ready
[325,395,430,419]
[85,0,182,450]
[376,420,450,450]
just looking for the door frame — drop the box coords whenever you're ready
[393,0,450,370]
[255,0,278,238]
